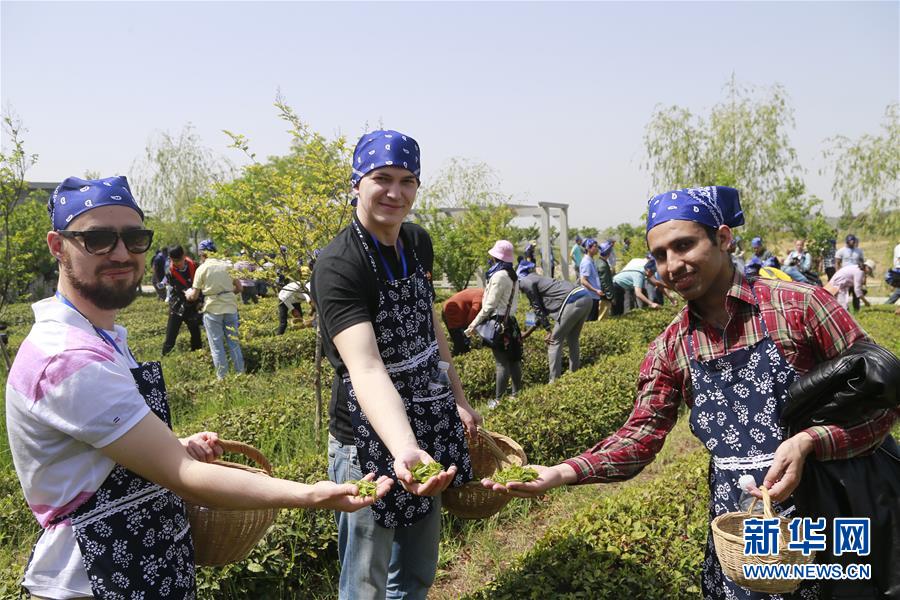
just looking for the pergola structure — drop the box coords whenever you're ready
[422,201,573,281]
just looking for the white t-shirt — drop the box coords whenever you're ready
[5,297,147,598]
[835,246,864,267]
[278,281,311,309]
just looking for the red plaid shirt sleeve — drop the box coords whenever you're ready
[563,335,684,483]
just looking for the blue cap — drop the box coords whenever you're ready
[751,237,763,248]
[583,237,598,249]
[516,260,536,278]
[646,186,744,233]
[48,176,143,231]
[598,240,614,256]
[199,239,217,253]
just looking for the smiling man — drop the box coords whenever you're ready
[6,176,390,600]
[482,186,897,599]
[312,130,480,600]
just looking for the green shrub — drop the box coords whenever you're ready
[465,446,709,599]
[855,305,900,355]
[488,351,645,465]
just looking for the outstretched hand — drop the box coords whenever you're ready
[310,473,393,512]
[481,464,568,498]
[181,431,224,463]
[393,448,457,497]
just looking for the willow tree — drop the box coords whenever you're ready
[643,77,802,234]
[823,104,899,235]
[132,123,230,248]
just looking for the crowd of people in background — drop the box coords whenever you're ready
[144,223,898,398]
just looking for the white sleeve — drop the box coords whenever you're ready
[30,351,151,448]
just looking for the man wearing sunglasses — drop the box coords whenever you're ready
[7,176,392,600]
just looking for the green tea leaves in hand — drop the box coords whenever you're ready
[492,465,539,485]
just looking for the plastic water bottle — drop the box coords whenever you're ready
[525,311,537,327]
[738,474,763,514]
[429,361,451,391]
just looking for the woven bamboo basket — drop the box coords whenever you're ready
[711,486,815,593]
[442,427,527,519]
[186,440,279,566]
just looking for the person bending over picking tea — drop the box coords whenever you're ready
[483,186,897,600]
[6,177,391,600]
[311,130,480,600]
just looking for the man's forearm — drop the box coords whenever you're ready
[580,277,602,297]
[634,287,657,307]
[352,367,418,456]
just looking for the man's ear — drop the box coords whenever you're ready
[47,231,63,259]
[717,225,733,252]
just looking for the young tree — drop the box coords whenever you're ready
[191,98,353,280]
[416,159,515,290]
[0,114,41,315]
[132,123,230,248]
[823,104,899,235]
[643,77,802,231]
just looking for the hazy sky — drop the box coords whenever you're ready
[2,1,898,228]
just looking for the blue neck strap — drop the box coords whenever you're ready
[55,292,126,357]
[370,235,408,282]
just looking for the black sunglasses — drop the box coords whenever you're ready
[59,229,154,255]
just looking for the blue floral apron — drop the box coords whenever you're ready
[687,291,818,600]
[341,219,472,528]
[46,360,196,599]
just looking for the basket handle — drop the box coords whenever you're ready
[476,427,518,468]
[217,439,273,475]
[746,485,776,519]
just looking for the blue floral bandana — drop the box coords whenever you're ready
[48,176,143,231]
[351,129,420,188]
[646,186,743,233]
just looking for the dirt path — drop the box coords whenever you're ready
[429,419,703,599]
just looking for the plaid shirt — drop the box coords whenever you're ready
[565,270,899,484]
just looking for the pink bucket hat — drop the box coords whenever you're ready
[488,240,514,264]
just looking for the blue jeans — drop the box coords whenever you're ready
[327,435,441,600]
[202,312,245,379]
[887,287,900,304]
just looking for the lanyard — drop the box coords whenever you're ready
[371,235,408,282]
[55,292,126,357]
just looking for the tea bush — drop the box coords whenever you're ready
[464,445,709,599]
[487,350,645,465]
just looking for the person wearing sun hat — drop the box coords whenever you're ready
[7,176,390,600]
[312,130,479,600]
[483,185,897,600]
[466,239,524,407]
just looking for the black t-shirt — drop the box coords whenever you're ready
[311,218,434,444]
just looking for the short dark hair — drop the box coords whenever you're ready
[168,245,185,260]
[702,225,718,243]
